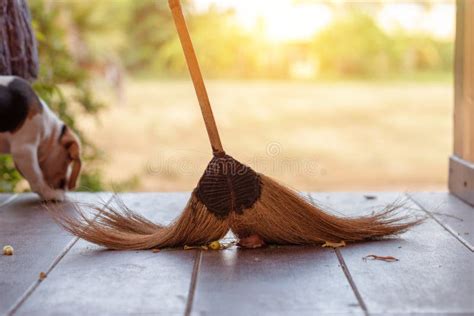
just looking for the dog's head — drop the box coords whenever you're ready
[40,125,82,190]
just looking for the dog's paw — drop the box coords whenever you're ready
[40,189,66,203]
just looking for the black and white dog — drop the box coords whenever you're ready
[0,76,81,201]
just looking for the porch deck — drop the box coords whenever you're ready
[1,192,473,316]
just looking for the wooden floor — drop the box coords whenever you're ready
[0,192,473,316]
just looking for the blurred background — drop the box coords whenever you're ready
[0,0,455,193]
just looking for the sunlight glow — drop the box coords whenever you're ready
[378,3,455,39]
[192,0,455,41]
[194,0,332,41]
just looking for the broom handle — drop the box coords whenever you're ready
[168,0,224,155]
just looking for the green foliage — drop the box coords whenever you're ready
[121,3,453,80]
[122,0,179,74]
[312,9,453,79]
[189,7,264,78]
[0,156,21,192]
[31,0,107,192]
[313,11,391,77]
[0,0,107,192]
[121,1,264,78]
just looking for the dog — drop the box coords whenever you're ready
[0,76,81,201]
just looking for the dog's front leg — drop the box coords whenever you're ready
[11,145,65,202]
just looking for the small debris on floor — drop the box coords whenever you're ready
[3,245,14,256]
[363,254,399,262]
[364,195,377,200]
[220,241,236,249]
[322,241,346,248]
[208,241,221,250]
[39,272,47,281]
[151,248,161,253]
[182,241,236,251]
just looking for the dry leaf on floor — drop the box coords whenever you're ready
[39,272,47,280]
[363,254,399,262]
[322,241,346,248]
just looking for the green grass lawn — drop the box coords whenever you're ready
[80,79,452,192]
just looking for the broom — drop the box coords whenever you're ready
[51,0,421,250]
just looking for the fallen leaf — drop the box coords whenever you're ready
[322,241,346,248]
[39,272,47,280]
[151,248,161,253]
[363,254,399,262]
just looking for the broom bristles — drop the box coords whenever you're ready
[50,176,422,250]
[50,193,229,250]
[229,174,424,244]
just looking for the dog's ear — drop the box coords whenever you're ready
[60,126,82,190]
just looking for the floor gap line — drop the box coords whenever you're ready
[307,192,369,315]
[7,194,117,315]
[406,193,474,252]
[7,236,80,316]
[184,250,202,316]
[335,248,369,316]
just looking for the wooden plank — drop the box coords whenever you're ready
[192,195,364,316]
[0,193,111,315]
[454,0,474,161]
[449,155,474,206]
[463,0,474,162]
[409,192,474,251]
[193,247,364,316]
[451,0,474,205]
[15,193,197,316]
[454,0,465,157]
[310,192,474,315]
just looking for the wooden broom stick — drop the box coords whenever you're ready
[169,0,224,155]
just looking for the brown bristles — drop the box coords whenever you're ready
[229,174,423,245]
[50,173,422,250]
[50,194,229,250]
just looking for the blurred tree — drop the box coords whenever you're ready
[122,1,263,78]
[122,0,179,74]
[311,7,453,79]
[312,10,392,78]
[186,6,262,78]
